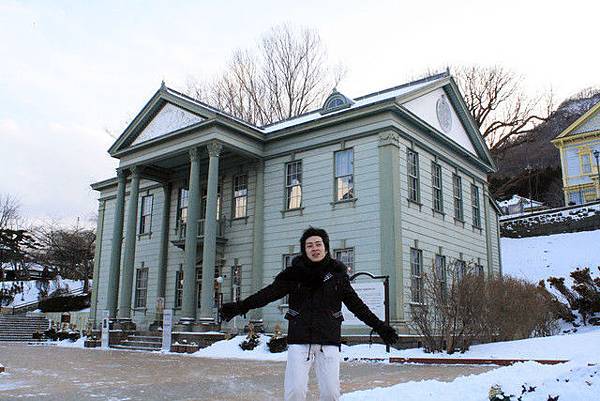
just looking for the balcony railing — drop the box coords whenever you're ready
[177,218,226,240]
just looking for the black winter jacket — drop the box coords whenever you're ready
[241,255,384,346]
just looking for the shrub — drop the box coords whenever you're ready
[267,323,288,353]
[548,267,600,325]
[240,323,260,351]
[411,259,559,353]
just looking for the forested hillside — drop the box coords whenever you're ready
[490,91,600,207]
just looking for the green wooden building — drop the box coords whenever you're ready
[90,71,501,337]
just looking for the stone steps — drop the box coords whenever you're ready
[0,315,49,342]
[111,344,161,351]
[112,334,162,352]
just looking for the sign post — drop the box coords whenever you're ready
[162,309,173,352]
[100,310,110,349]
[342,272,391,352]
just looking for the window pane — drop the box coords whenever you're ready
[233,175,248,218]
[336,176,354,201]
[582,154,592,173]
[135,268,148,308]
[287,185,302,209]
[335,149,353,177]
[453,175,463,220]
[234,196,247,218]
[410,248,423,303]
[175,269,184,308]
[334,248,354,274]
[286,162,302,186]
[285,161,302,209]
[471,185,481,227]
[180,188,189,208]
[432,163,443,212]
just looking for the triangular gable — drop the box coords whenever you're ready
[402,87,478,156]
[555,99,600,139]
[130,103,204,146]
[108,85,216,155]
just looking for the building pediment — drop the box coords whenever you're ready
[402,87,478,155]
[108,85,218,156]
[395,79,495,172]
[130,103,205,146]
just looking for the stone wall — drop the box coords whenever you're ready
[500,201,600,238]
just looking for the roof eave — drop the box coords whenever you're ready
[91,177,119,191]
[110,118,265,159]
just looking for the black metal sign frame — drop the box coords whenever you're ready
[348,271,391,352]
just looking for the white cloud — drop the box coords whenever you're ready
[0,118,19,136]
[1,0,600,227]
[0,119,117,225]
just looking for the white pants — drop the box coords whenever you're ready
[284,344,341,401]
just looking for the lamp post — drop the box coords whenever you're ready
[594,149,600,200]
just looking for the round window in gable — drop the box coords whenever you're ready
[436,95,452,133]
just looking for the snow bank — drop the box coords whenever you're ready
[190,327,600,364]
[192,335,287,361]
[341,361,598,401]
[1,278,88,307]
[501,229,600,285]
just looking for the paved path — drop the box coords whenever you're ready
[0,342,494,400]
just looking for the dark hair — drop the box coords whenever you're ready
[300,227,330,257]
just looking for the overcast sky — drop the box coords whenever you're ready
[1,0,598,227]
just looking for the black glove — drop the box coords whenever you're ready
[374,323,399,345]
[219,301,249,322]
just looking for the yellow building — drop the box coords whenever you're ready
[552,101,600,205]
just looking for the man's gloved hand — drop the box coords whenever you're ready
[374,323,399,345]
[219,301,249,322]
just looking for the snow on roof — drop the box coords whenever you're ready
[497,194,544,207]
[261,73,447,133]
[162,72,449,135]
[164,87,262,132]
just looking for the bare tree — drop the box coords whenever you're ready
[0,194,21,229]
[454,65,553,153]
[33,224,95,293]
[188,24,345,126]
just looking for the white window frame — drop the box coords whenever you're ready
[407,149,420,203]
[410,248,423,303]
[285,161,303,210]
[233,174,248,219]
[431,162,443,212]
[471,184,481,228]
[139,195,153,234]
[453,174,464,221]
[134,266,148,308]
[334,149,354,202]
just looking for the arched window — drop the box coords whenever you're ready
[321,90,353,114]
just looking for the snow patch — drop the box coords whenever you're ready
[501,229,600,286]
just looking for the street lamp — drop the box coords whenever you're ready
[594,149,600,200]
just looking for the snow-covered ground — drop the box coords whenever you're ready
[11,230,600,400]
[152,329,596,400]
[187,325,600,363]
[501,228,600,285]
[1,277,87,307]
[341,361,598,401]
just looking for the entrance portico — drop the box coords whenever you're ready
[100,84,265,331]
